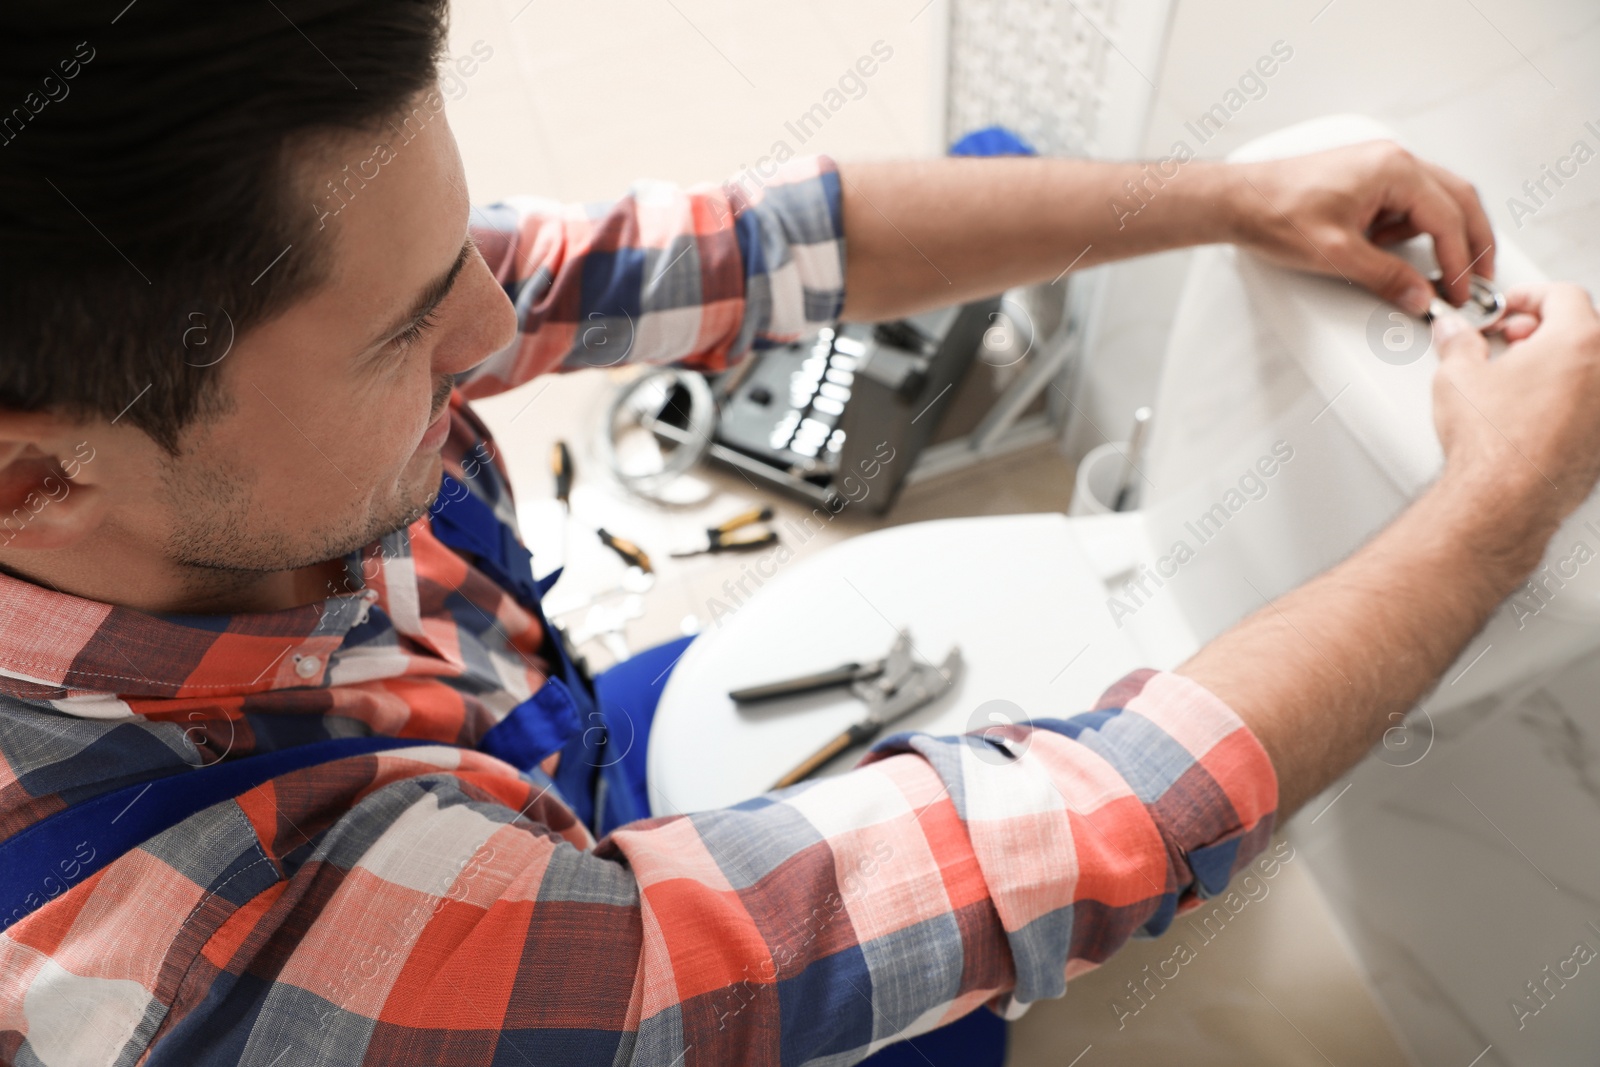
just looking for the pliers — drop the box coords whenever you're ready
[728,629,963,788]
[671,505,779,558]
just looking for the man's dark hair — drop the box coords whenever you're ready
[0,1,451,451]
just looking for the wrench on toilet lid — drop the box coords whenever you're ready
[1425,274,1507,332]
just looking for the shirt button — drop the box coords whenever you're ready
[294,654,322,679]
[362,589,379,602]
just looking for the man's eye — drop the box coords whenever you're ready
[393,308,441,349]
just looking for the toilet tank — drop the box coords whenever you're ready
[1132,115,1600,709]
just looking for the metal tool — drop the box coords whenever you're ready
[730,630,964,788]
[551,440,573,507]
[1426,274,1507,333]
[546,439,575,563]
[670,505,780,558]
[730,629,915,703]
[1111,406,1152,512]
[596,527,654,574]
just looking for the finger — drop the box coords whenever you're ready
[1496,312,1541,342]
[1503,281,1599,326]
[1503,281,1557,314]
[1422,160,1496,282]
[1368,219,1421,247]
[1382,163,1473,305]
[1343,239,1437,316]
[1431,308,1490,364]
[1366,207,1409,237]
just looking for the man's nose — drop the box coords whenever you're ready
[435,252,518,379]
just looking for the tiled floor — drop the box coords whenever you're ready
[450,2,1416,1063]
[1003,849,1411,1067]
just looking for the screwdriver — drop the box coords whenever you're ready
[551,440,573,508]
[597,527,654,574]
[546,440,575,564]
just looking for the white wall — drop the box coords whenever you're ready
[1067,0,1600,457]
[443,0,945,204]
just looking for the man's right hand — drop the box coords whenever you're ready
[1432,282,1600,540]
[1181,278,1600,817]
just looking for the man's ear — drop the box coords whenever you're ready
[0,414,104,552]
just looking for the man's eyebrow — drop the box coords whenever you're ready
[369,235,475,348]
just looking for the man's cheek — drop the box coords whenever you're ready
[321,409,418,495]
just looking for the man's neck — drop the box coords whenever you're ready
[0,551,353,616]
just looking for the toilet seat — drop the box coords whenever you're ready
[646,510,1197,815]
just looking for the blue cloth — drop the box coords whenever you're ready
[597,635,1007,1067]
[949,125,1038,157]
[0,735,433,935]
[592,633,696,835]
[859,1010,1007,1067]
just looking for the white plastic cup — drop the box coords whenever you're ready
[1070,440,1136,516]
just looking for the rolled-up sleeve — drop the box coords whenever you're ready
[459,156,846,399]
[856,667,1279,1011]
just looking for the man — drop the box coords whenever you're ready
[1,3,1597,1065]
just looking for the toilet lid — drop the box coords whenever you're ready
[1240,235,1600,623]
[646,513,1155,814]
[1211,117,1600,620]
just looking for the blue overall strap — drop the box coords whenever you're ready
[427,474,562,607]
[426,474,604,828]
[0,734,432,935]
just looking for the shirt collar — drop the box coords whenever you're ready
[0,546,380,700]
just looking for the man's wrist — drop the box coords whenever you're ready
[1158,160,1252,248]
[1422,465,1566,598]
[1102,158,1248,250]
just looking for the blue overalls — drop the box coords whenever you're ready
[427,473,639,834]
[0,473,1002,1065]
[439,479,1003,1066]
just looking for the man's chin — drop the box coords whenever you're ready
[294,453,447,569]
[164,449,452,578]
[409,447,445,496]
[388,450,446,530]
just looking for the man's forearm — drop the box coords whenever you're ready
[1177,468,1557,818]
[837,157,1242,321]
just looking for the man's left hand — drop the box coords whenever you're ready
[1228,140,1495,317]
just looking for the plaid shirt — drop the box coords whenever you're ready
[0,156,1278,1066]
